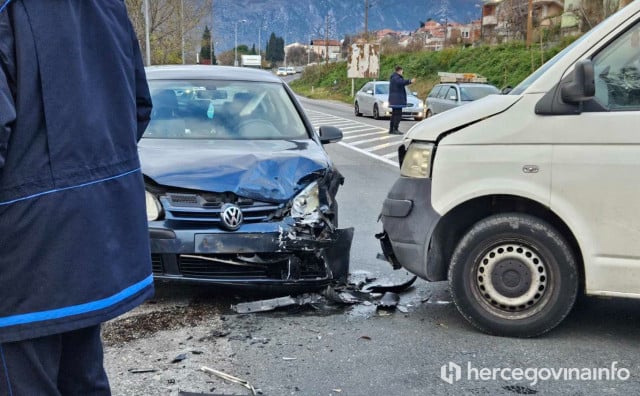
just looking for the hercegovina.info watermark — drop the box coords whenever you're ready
[440,361,630,386]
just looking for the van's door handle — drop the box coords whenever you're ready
[522,165,539,173]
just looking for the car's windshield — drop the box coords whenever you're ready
[460,85,500,101]
[145,79,308,140]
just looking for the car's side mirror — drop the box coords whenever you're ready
[318,126,343,144]
[561,59,595,103]
[412,91,418,96]
[449,95,458,101]
[366,89,374,95]
[501,86,513,95]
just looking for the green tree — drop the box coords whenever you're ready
[250,44,257,55]
[265,32,284,63]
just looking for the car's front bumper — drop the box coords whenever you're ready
[377,177,441,280]
[382,106,425,118]
[149,219,353,288]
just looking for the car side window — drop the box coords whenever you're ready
[446,87,458,101]
[436,86,449,99]
[592,20,640,111]
[363,83,372,93]
[428,85,441,98]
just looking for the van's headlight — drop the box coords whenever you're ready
[291,182,320,218]
[400,142,434,178]
[145,191,162,221]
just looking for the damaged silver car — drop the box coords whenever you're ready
[142,65,353,289]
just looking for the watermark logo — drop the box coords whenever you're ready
[440,361,630,386]
[440,362,462,384]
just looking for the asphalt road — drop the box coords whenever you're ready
[103,96,640,396]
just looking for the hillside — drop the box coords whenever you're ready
[290,39,577,102]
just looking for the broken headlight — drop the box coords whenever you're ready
[291,181,320,218]
[145,191,162,221]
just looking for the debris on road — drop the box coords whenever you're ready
[230,273,419,316]
[171,353,188,363]
[128,368,158,374]
[377,292,400,309]
[201,366,258,396]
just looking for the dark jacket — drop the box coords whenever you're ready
[0,0,153,343]
[388,71,413,107]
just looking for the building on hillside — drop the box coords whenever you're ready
[561,0,632,35]
[310,39,342,61]
[481,0,564,42]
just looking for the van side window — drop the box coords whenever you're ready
[593,21,640,111]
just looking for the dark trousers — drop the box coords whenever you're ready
[0,325,110,396]
[390,107,403,132]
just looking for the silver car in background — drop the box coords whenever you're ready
[354,81,425,121]
[425,82,500,117]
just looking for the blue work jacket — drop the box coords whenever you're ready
[388,71,413,107]
[0,0,154,343]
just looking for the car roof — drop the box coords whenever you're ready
[145,65,282,83]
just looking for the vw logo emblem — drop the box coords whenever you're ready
[220,203,243,230]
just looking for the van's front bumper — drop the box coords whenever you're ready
[377,177,441,280]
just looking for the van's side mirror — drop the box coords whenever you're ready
[366,89,374,95]
[318,126,343,144]
[561,59,595,103]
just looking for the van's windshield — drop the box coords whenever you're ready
[509,11,615,95]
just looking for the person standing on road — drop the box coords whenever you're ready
[388,65,415,135]
[0,0,153,394]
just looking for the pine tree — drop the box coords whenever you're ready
[199,26,211,64]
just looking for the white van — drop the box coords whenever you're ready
[378,3,640,337]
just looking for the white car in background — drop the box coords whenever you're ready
[276,67,287,76]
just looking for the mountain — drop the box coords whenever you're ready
[211,0,481,51]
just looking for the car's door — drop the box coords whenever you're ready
[549,19,640,296]
[441,86,459,112]
[359,82,374,116]
[432,85,449,114]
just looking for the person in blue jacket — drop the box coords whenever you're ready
[388,65,415,134]
[0,0,153,393]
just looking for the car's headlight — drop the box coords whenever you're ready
[145,191,162,221]
[418,100,424,107]
[291,181,320,218]
[400,142,434,178]
[382,101,389,108]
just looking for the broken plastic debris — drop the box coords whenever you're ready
[232,294,323,313]
[364,275,417,294]
[128,368,158,374]
[171,353,188,363]
[201,366,257,396]
[377,292,400,308]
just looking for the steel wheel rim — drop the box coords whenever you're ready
[474,243,549,315]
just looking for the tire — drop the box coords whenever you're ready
[448,213,578,338]
[373,104,380,120]
[414,116,424,121]
[426,109,433,118]
[354,102,362,117]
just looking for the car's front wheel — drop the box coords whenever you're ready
[354,102,362,117]
[373,104,380,120]
[448,213,578,338]
[426,109,433,118]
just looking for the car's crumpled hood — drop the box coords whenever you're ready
[408,94,521,141]
[139,139,330,203]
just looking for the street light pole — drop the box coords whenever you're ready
[234,19,246,67]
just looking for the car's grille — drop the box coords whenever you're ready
[151,253,164,273]
[152,253,328,280]
[178,255,269,278]
[161,193,282,224]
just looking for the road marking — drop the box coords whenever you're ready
[305,109,400,167]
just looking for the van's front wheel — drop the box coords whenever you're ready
[449,213,578,337]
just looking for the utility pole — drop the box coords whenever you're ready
[526,0,533,48]
[325,14,329,65]
[144,0,150,65]
[181,0,185,64]
[364,0,368,40]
